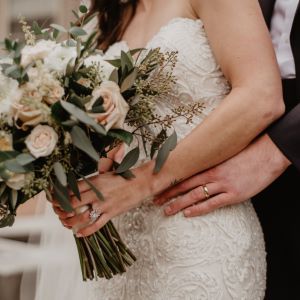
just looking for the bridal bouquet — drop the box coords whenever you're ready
[0,5,188,280]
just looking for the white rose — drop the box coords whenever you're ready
[0,72,22,123]
[25,125,58,158]
[84,55,115,81]
[21,40,57,67]
[86,81,129,131]
[44,44,77,74]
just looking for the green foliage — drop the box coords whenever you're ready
[115,147,139,174]
[71,126,100,162]
[154,131,177,174]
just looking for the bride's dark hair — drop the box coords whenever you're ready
[88,0,138,51]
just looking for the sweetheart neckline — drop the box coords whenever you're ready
[110,17,203,51]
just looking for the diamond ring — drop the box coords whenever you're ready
[89,208,101,223]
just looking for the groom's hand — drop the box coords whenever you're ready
[154,134,291,217]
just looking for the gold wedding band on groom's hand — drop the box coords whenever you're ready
[202,185,210,200]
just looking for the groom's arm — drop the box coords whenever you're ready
[154,104,300,216]
[268,103,300,171]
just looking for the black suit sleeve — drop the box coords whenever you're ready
[268,103,300,170]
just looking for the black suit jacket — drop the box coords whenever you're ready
[259,0,300,169]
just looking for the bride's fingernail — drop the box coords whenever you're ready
[67,213,75,217]
[165,207,172,215]
[76,233,83,238]
[184,209,191,217]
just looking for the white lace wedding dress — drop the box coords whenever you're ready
[28,18,266,300]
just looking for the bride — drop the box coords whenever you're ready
[35,0,284,299]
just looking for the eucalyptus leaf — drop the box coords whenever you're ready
[53,180,73,212]
[109,68,119,84]
[0,163,12,181]
[114,162,136,180]
[67,171,81,201]
[53,29,60,40]
[4,159,26,173]
[66,39,77,47]
[150,129,167,159]
[82,12,99,26]
[72,9,80,20]
[65,58,75,76]
[61,120,78,127]
[154,131,177,174]
[50,24,67,33]
[53,162,67,187]
[51,101,69,123]
[9,189,18,210]
[115,147,139,174]
[128,48,145,56]
[4,39,12,51]
[83,31,98,50]
[69,27,87,37]
[108,129,133,146]
[16,153,35,166]
[121,51,133,73]
[4,65,22,80]
[76,38,82,58]
[79,175,104,202]
[0,151,19,163]
[32,21,43,35]
[71,126,99,162]
[60,101,106,135]
[0,183,7,198]
[106,59,121,68]
[91,106,105,113]
[120,68,138,93]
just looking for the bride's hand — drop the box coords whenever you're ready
[70,170,151,237]
[53,162,154,237]
[52,145,126,230]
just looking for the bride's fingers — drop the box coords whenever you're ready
[52,205,75,219]
[164,183,221,216]
[184,193,231,218]
[99,157,113,173]
[62,209,91,227]
[154,173,211,206]
[76,213,111,237]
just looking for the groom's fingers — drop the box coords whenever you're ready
[76,213,111,237]
[164,183,221,216]
[155,173,212,205]
[184,193,231,217]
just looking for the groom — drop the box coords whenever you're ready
[156,0,299,298]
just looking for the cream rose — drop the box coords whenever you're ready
[0,131,12,151]
[86,81,129,131]
[40,83,65,105]
[11,101,50,130]
[25,125,58,158]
